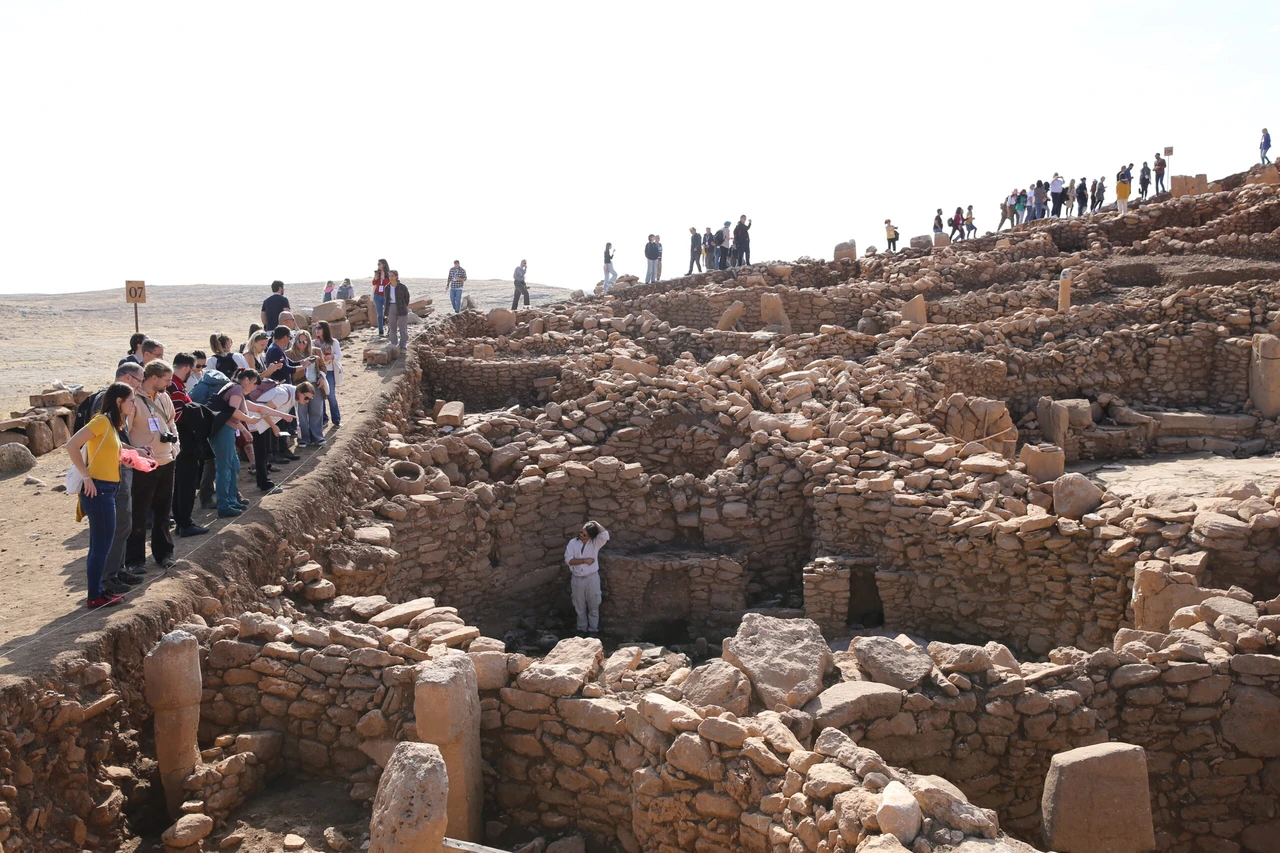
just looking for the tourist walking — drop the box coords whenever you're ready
[1076,178,1088,216]
[1015,190,1027,224]
[734,216,752,266]
[512,260,530,309]
[644,235,659,284]
[885,219,899,251]
[261,281,290,331]
[965,206,976,239]
[124,360,180,573]
[314,321,342,428]
[447,261,467,312]
[1264,128,1272,166]
[998,192,1016,231]
[603,244,617,290]
[949,207,964,241]
[687,227,702,275]
[564,521,610,635]
[373,260,391,335]
[1153,154,1166,194]
[66,381,135,608]
[1139,162,1151,199]
[932,209,944,235]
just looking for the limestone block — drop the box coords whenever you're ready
[802,682,902,729]
[0,443,36,473]
[681,659,751,715]
[1222,686,1280,757]
[850,637,934,689]
[1052,473,1103,519]
[437,402,465,427]
[909,236,932,250]
[415,655,483,842]
[144,631,203,818]
[330,319,352,340]
[933,233,950,247]
[759,293,792,334]
[1018,444,1065,483]
[833,239,858,263]
[488,308,517,336]
[716,301,746,331]
[876,781,921,846]
[369,742,449,853]
[1250,334,1280,418]
[722,613,832,709]
[901,294,927,325]
[311,301,347,322]
[611,356,659,378]
[1058,270,1072,312]
[1037,398,1069,449]
[1040,742,1154,853]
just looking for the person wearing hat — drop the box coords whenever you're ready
[564,521,610,635]
[717,221,734,270]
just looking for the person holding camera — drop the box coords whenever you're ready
[124,359,181,572]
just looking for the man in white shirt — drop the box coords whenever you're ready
[1049,174,1065,217]
[563,521,610,634]
[248,381,308,492]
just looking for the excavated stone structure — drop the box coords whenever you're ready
[11,164,1280,853]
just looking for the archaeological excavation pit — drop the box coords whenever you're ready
[9,165,1280,853]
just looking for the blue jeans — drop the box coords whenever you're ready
[213,425,240,512]
[325,371,341,425]
[297,391,325,444]
[81,479,119,600]
[449,288,463,313]
[645,259,658,283]
[373,294,386,335]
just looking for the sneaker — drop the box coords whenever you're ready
[158,556,177,569]
[124,562,147,574]
[178,524,209,537]
[218,507,244,518]
[116,571,145,586]
[332,422,341,429]
[297,442,309,448]
[103,579,131,596]
[283,451,301,461]
[87,594,124,609]
[267,464,280,473]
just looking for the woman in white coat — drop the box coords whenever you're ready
[314,320,343,429]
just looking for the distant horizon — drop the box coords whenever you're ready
[0,277,579,299]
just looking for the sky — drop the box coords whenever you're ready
[1,1,1277,296]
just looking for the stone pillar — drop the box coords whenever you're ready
[414,655,482,842]
[759,292,792,334]
[1041,742,1155,853]
[144,630,202,818]
[716,301,745,330]
[1058,270,1072,312]
[1250,334,1280,419]
[901,294,927,325]
[369,742,449,853]
[1018,443,1065,483]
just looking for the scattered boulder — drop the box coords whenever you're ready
[1052,473,1103,519]
[850,637,934,689]
[0,442,36,473]
[721,614,832,709]
[680,659,751,716]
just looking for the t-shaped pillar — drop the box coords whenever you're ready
[144,630,202,817]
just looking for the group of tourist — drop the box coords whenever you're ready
[370,259,416,348]
[608,217,753,288]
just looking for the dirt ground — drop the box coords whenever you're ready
[1072,452,1280,499]
[0,279,567,675]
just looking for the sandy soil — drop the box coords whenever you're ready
[0,279,566,674]
[1072,452,1280,500]
[0,278,571,414]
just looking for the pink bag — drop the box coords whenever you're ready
[120,447,158,472]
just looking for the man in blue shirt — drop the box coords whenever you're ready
[261,281,290,330]
[447,261,467,313]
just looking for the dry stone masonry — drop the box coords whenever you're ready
[11,163,1280,853]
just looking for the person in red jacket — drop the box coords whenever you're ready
[372,258,391,336]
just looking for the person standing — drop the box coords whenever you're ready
[125,360,180,572]
[322,281,335,302]
[1095,177,1107,211]
[564,521,610,635]
[885,219,899,251]
[711,226,725,269]
[643,235,659,283]
[1076,178,1088,216]
[447,261,467,312]
[1153,153,1166,194]
[1263,128,1272,166]
[1139,162,1152,199]
[260,281,290,331]
[248,381,304,492]
[999,192,1016,231]
[313,321,342,428]
[702,228,715,270]
[932,209,944,234]
[603,244,618,290]
[655,235,663,280]
[734,215,752,266]
[66,382,135,608]
[372,260,391,335]
[119,333,146,368]
[168,353,210,538]
[512,260,530,308]
[717,221,734,269]
[1050,174,1064,217]
[209,369,260,517]
[390,271,411,353]
[337,278,355,300]
[1115,166,1132,215]
[687,228,702,275]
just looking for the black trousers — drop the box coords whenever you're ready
[511,282,529,310]
[686,247,706,274]
[126,461,175,564]
[172,452,201,529]
[253,429,274,488]
[739,243,750,265]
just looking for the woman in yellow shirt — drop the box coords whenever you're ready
[66,382,134,608]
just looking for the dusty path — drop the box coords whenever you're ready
[0,279,566,675]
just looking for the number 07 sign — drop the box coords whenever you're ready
[125,280,147,304]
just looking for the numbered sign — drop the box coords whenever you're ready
[1164,146,1174,157]
[125,280,147,304]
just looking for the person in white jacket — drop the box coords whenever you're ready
[314,320,343,428]
[564,521,610,634]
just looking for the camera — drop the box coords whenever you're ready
[158,432,179,443]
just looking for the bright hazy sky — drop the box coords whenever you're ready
[1,1,1277,295]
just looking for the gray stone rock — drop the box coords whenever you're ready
[851,637,935,689]
[681,659,751,716]
[1052,473,1103,520]
[1223,686,1280,758]
[0,443,36,474]
[721,614,832,710]
[803,682,903,730]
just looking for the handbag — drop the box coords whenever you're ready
[65,432,109,494]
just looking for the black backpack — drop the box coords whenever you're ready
[73,388,106,433]
[713,231,724,247]
[177,401,218,460]
[214,353,238,375]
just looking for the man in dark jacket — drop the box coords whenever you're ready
[391,271,411,353]
[644,235,659,283]
[733,216,752,266]
[686,228,702,275]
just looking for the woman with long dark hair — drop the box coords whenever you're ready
[313,320,342,428]
[66,382,135,608]
[372,259,391,337]
[210,368,261,516]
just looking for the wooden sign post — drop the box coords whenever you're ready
[1164,146,1174,182]
[125,280,146,334]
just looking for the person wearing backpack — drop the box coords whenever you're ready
[717,222,733,270]
[710,227,725,270]
[66,382,136,608]
[247,381,310,492]
[1076,178,1089,216]
[208,369,263,516]
[885,219,899,251]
